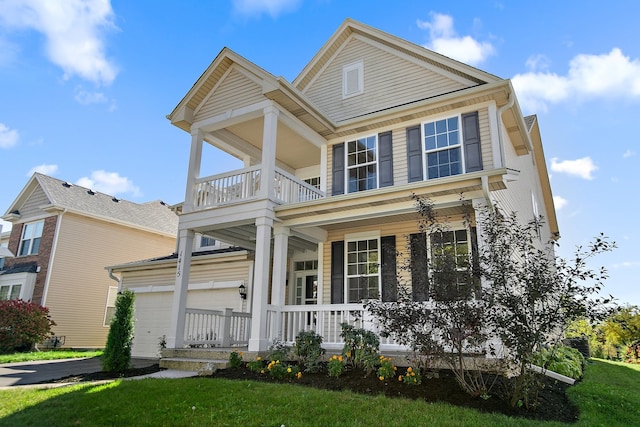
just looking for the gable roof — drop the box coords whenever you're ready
[3,173,178,237]
[293,18,501,92]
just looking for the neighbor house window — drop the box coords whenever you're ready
[424,116,464,179]
[346,238,380,302]
[342,61,363,98]
[18,220,44,256]
[0,284,22,300]
[304,177,321,189]
[103,286,118,327]
[347,135,377,193]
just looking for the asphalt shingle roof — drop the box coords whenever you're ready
[35,173,178,236]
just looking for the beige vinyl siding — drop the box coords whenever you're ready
[19,186,50,219]
[491,131,554,245]
[194,67,264,123]
[305,37,468,123]
[320,220,425,304]
[45,213,175,348]
[325,107,493,192]
[122,260,252,358]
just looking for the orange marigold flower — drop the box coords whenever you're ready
[379,376,385,381]
[407,367,413,373]
[398,375,403,381]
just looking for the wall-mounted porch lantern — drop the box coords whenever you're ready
[238,283,247,300]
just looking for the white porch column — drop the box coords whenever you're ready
[271,225,290,306]
[248,216,274,351]
[260,106,279,199]
[183,129,204,213]
[167,229,195,349]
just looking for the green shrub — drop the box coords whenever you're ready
[294,330,325,373]
[340,323,380,375]
[266,359,301,379]
[102,289,135,373]
[228,350,244,368]
[267,339,291,362]
[327,354,345,377]
[0,299,56,353]
[533,345,585,380]
[376,356,397,381]
[399,366,422,385]
[247,356,264,373]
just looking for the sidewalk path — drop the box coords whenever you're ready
[0,357,158,387]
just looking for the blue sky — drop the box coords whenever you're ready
[1,0,639,306]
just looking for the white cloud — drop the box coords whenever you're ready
[232,0,301,17]
[553,195,568,210]
[0,0,118,85]
[550,157,598,180]
[0,123,19,148]
[76,170,141,197]
[513,48,640,112]
[27,164,59,176]
[612,261,640,269]
[623,149,635,158]
[74,86,116,110]
[417,13,495,66]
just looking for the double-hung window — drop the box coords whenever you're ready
[346,238,380,302]
[18,221,44,256]
[429,229,478,300]
[424,116,463,179]
[0,284,22,300]
[347,135,377,193]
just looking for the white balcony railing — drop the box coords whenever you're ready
[183,308,251,347]
[192,166,324,210]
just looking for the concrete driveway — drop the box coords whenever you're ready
[0,357,157,387]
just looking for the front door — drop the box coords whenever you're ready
[294,272,317,305]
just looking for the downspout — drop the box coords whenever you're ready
[107,267,122,293]
[495,93,514,170]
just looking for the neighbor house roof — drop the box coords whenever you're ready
[3,173,178,237]
[107,247,249,272]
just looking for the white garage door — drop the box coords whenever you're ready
[132,291,172,358]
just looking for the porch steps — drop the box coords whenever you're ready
[160,348,256,373]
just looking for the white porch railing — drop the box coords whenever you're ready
[266,304,404,350]
[192,166,324,210]
[183,308,251,347]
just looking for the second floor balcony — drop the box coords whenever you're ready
[192,165,325,211]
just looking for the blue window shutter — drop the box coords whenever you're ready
[331,241,344,303]
[378,131,393,187]
[381,235,397,302]
[332,143,345,195]
[410,233,429,301]
[406,125,423,182]
[462,112,483,173]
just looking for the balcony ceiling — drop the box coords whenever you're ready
[226,118,320,170]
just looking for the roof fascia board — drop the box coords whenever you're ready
[273,78,337,131]
[3,174,46,217]
[528,117,559,237]
[107,250,249,272]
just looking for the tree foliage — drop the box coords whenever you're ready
[102,289,135,373]
[366,195,616,407]
[0,299,56,353]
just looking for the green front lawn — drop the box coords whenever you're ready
[0,350,103,364]
[0,359,638,426]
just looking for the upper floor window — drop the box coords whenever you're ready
[348,135,377,192]
[0,284,22,300]
[407,111,482,183]
[342,61,363,98]
[18,221,44,256]
[424,117,463,179]
[304,177,320,189]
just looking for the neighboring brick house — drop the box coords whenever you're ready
[0,173,178,348]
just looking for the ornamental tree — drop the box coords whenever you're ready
[0,299,56,353]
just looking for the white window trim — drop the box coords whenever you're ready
[0,283,22,300]
[342,61,364,99]
[18,220,44,257]
[421,114,466,180]
[344,235,381,303]
[197,233,219,250]
[103,286,118,327]
[345,133,379,193]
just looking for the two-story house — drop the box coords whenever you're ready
[112,19,557,358]
[1,173,178,348]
